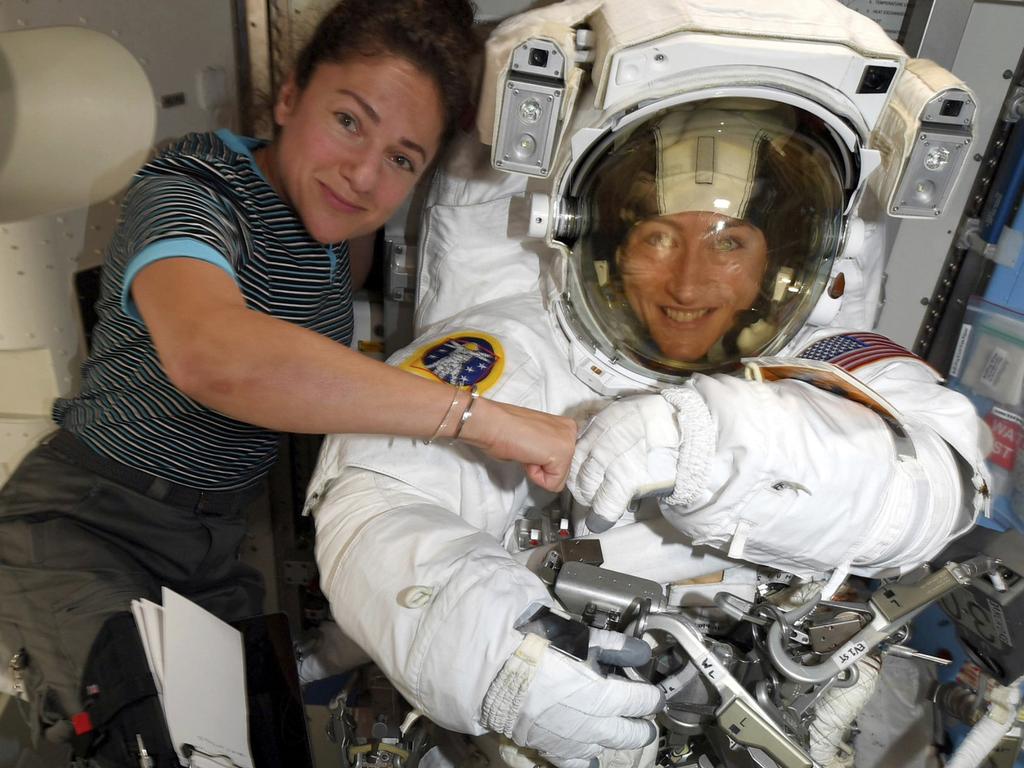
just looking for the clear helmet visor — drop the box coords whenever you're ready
[569,98,847,377]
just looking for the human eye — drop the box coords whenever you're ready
[389,153,416,174]
[712,233,740,251]
[643,229,677,249]
[334,111,359,133]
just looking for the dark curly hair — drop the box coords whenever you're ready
[293,0,481,139]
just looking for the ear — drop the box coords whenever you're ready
[273,75,300,128]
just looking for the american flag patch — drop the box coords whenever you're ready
[798,332,919,372]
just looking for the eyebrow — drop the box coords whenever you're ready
[337,89,428,163]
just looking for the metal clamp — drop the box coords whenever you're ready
[629,612,814,768]
[766,558,999,684]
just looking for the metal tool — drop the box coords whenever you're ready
[630,612,817,768]
[766,558,998,684]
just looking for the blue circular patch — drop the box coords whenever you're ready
[421,336,499,386]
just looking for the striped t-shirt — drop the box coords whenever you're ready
[53,130,353,490]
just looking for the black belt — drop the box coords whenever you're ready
[46,430,265,515]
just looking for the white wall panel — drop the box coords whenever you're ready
[0,0,241,477]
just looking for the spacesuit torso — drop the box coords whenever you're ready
[307,3,991,767]
[306,140,986,768]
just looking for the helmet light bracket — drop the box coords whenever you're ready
[492,38,568,178]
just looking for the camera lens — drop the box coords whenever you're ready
[528,48,549,68]
[940,99,964,118]
[857,65,897,94]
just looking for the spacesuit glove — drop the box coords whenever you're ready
[569,389,713,533]
[480,629,663,768]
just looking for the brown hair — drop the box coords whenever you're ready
[293,0,481,139]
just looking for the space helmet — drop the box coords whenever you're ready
[563,97,847,378]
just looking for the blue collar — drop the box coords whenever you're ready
[216,128,270,185]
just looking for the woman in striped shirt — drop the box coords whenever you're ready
[0,0,575,759]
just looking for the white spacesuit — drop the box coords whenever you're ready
[306,2,992,767]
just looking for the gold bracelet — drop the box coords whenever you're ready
[425,384,462,445]
[452,385,480,439]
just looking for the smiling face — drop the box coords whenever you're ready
[256,54,445,244]
[617,211,769,362]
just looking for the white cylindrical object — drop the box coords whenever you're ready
[528,192,550,239]
[0,26,156,222]
[808,657,881,767]
[945,678,1023,768]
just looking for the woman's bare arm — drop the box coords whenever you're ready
[132,257,575,489]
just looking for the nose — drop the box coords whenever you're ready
[344,148,381,195]
[664,251,710,303]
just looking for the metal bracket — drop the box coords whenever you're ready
[384,237,417,303]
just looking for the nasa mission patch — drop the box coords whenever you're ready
[399,331,505,394]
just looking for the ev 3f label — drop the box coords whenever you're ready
[835,640,868,668]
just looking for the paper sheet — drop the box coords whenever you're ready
[131,588,253,768]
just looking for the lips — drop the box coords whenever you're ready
[662,307,712,323]
[319,181,366,213]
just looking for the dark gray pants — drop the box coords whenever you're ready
[0,435,264,744]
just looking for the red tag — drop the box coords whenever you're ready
[985,409,1022,471]
[71,711,94,735]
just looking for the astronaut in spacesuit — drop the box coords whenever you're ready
[305,1,990,767]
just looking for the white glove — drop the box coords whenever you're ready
[569,390,714,533]
[481,628,663,768]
